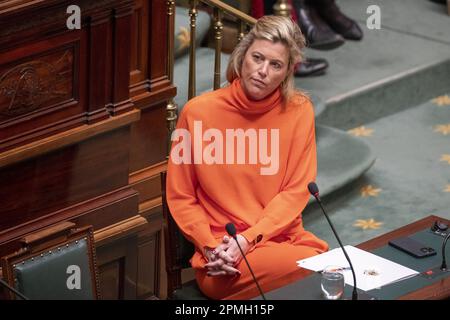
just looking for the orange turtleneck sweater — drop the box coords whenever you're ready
[167,79,320,269]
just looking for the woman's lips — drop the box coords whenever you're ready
[251,78,266,87]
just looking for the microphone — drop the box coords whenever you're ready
[308,182,358,300]
[225,223,266,300]
[0,278,29,300]
[440,231,450,271]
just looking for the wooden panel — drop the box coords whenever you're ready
[0,127,130,232]
[159,222,168,299]
[129,104,167,172]
[130,166,164,203]
[99,259,124,299]
[137,230,160,298]
[0,109,140,169]
[87,10,112,123]
[0,1,73,51]
[0,30,88,151]
[128,0,174,173]
[0,0,176,301]
[126,0,176,300]
[95,215,164,299]
[129,0,174,102]
[0,49,74,118]
[150,0,169,86]
[110,1,135,115]
[96,233,139,299]
[73,188,139,232]
[0,188,139,274]
[0,0,137,150]
[130,0,149,85]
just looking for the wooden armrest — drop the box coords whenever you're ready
[20,221,76,246]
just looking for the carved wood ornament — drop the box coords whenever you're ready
[0,51,72,117]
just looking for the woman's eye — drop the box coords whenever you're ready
[271,62,281,70]
[253,55,262,62]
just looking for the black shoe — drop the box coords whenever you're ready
[309,0,363,41]
[429,0,446,4]
[293,0,345,50]
[294,57,329,77]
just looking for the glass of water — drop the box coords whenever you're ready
[320,265,345,300]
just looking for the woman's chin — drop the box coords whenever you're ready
[247,89,268,101]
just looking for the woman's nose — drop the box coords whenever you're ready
[258,62,269,77]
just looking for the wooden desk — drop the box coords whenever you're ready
[263,215,450,300]
[357,215,450,300]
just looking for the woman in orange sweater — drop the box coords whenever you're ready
[167,15,328,300]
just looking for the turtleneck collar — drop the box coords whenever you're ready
[229,78,282,115]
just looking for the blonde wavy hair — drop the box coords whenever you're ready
[226,15,306,103]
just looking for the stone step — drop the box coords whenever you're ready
[313,124,376,203]
[297,0,450,130]
[303,93,450,248]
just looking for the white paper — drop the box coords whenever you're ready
[297,245,419,291]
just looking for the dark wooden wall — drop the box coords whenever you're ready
[0,0,175,299]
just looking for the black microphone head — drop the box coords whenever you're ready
[226,223,237,237]
[308,182,319,196]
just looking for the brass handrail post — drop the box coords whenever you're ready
[238,20,245,43]
[273,0,292,17]
[167,0,175,83]
[166,0,178,154]
[182,0,256,104]
[201,0,256,25]
[188,0,198,100]
[213,7,223,90]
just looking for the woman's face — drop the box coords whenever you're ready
[240,39,290,101]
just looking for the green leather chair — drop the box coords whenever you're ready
[161,171,208,300]
[1,222,100,300]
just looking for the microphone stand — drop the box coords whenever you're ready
[308,184,358,301]
[234,236,266,300]
[226,223,266,300]
[440,232,450,271]
[316,199,358,300]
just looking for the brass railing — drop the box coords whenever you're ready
[188,0,256,99]
[166,0,177,154]
[273,0,292,17]
[166,0,291,148]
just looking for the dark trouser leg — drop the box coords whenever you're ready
[292,0,345,50]
[307,0,363,40]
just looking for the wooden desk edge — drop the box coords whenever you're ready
[357,215,450,300]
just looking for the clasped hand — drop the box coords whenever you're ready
[204,234,250,277]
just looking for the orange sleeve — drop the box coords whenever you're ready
[166,108,220,252]
[241,102,317,245]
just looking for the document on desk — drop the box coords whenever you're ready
[297,245,419,291]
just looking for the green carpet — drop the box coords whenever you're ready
[297,0,450,130]
[304,94,450,249]
[343,0,450,46]
[314,125,375,201]
[299,0,450,249]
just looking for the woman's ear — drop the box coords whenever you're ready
[287,61,295,73]
[290,64,296,74]
[286,64,296,79]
